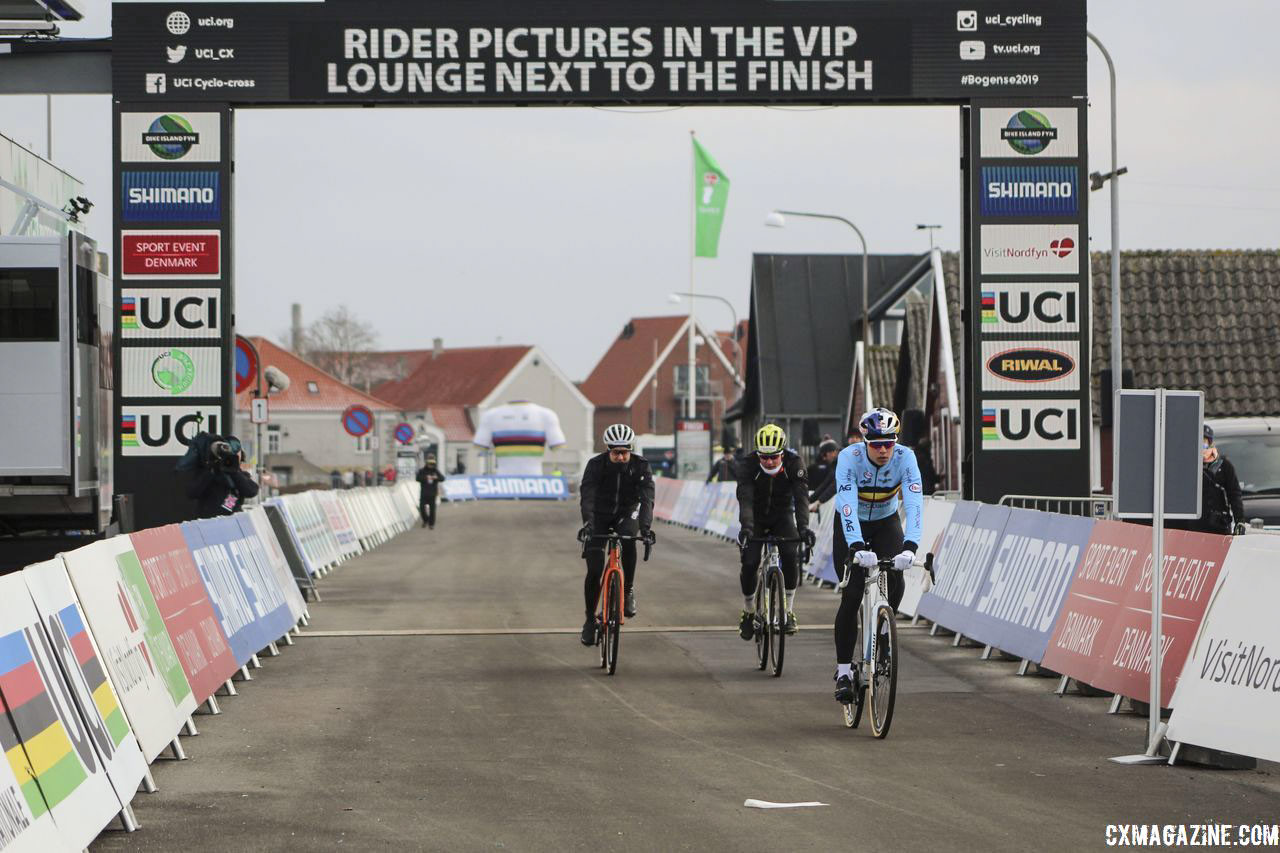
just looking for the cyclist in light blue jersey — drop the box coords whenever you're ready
[831,407,923,704]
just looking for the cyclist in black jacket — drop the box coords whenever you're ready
[578,423,656,645]
[736,424,814,639]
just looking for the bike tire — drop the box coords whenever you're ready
[869,603,898,738]
[754,570,768,671]
[605,573,622,676]
[768,570,785,677]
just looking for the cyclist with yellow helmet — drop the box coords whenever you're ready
[735,423,815,639]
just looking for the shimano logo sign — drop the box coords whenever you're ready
[122,170,221,222]
[980,165,1078,216]
[472,476,568,499]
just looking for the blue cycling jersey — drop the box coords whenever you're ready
[832,443,924,549]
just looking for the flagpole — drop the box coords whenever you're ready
[687,130,697,421]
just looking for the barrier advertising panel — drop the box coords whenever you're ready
[130,525,240,704]
[916,502,1003,629]
[1042,521,1228,706]
[264,503,319,585]
[0,704,65,852]
[244,508,309,622]
[0,574,123,851]
[313,490,362,558]
[467,476,570,500]
[899,498,959,618]
[960,509,1095,661]
[23,560,148,811]
[61,537,196,762]
[1167,536,1280,763]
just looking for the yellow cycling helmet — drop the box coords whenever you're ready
[754,423,786,455]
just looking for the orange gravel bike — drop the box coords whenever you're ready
[579,529,652,675]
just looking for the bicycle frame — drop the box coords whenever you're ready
[599,539,626,627]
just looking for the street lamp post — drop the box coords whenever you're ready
[668,291,744,386]
[915,223,942,251]
[765,210,870,347]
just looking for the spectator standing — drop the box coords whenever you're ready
[706,447,737,483]
[1198,425,1246,535]
[416,454,447,529]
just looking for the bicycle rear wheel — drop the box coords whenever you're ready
[605,573,622,675]
[753,570,768,671]
[869,603,898,738]
[767,570,785,677]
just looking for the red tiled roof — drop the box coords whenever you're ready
[428,405,474,442]
[580,316,689,407]
[372,345,530,410]
[235,337,397,412]
[362,350,436,385]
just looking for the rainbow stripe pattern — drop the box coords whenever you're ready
[492,430,547,458]
[56,604,129,749]
[0,629,86,816]
[982,408,999,442]
[120,297,138,330]
[980,292,998,324]
[120,415,138,448]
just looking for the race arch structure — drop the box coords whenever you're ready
[112,0,1089,528]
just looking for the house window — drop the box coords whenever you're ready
[267,425,281,454]
[355,435,372,453]
[306,381,320,394]
[673,364,711,398]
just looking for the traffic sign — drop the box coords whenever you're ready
[342,404,374,437]
[250,397,269,425]
[235,336,258,394]
[394,423,414,445]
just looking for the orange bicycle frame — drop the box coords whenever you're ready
[597,539,626,626]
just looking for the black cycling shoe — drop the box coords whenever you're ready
[580,617,597,647]
[738,610,754,641]
[834,674,855,705]
[624,588,637,618]
[783,612,798,635]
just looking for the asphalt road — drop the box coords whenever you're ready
[93,501,1280,852]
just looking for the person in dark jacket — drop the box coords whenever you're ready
[806,439,840,502]
[415,454,447,529]
[578,424,656,645]
[1197,425,1246,535]
[706,447,737,483]
[736,424,813,639]
[186,438,259,519]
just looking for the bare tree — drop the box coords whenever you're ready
[297,306,380,388]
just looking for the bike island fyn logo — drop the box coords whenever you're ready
[1003,109,1057,155]
[151,348,197,396]
[142,114,199,160]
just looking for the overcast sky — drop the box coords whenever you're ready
[3,1,1278,381]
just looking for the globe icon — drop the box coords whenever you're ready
[166,11,191,36]
[152,350,195,395]
[147,114,195,160]
[1005,109,1053,155]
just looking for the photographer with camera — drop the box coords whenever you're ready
[185,434,259,519]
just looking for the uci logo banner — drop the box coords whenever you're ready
[121,406,221,456]
[979,282,1079,334]
[981,400,1081,451]
[121,289,220,339]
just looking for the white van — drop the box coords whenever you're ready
[1205,417,1280,527]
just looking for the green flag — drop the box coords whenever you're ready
[693,137,730,258]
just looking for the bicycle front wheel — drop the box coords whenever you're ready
[767,570,785,677]
[754,571,768,671]
[605,573,622,675]
[868,603,898,738]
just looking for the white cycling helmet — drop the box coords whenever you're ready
[602,423,635,449]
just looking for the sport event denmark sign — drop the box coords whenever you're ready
[121,230,221,279]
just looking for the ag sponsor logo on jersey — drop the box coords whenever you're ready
[122,171,220,222]
[981,400,1081,450]
[980,282,1080,334]
[121,406,221,456]
[979,224,1079,275]
[979,107,1079,158]
[120,112,221,162]
[981,166,1078,217]
[121,289,220,339]
[982,340,1079,391]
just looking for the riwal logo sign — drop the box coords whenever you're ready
[122,171,220,222]
[979,107,1079,158]
[981,400,1082,450]
[980,224,1079,276]
[470,476,568,500]
[980,282,1080,334]
[120,112,221,163]
[122,346,222,399]
[981,166,1078,217]
[982,339,1079,391]
[121,289,220,339]
[121,406,221,456]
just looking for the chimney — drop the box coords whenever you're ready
[291,303,303,352]
[432,337,443,360]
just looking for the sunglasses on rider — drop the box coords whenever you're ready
[608,447,631,456]
[758,452,782,461]
[867,439,897,449]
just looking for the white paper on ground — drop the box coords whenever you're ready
[743,799,828,809]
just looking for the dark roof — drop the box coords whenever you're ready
[372,345,530,410]
[744,252,931,419]
[868,345,900,410]
[580,316,688,407]
[1091,250,1280,417]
